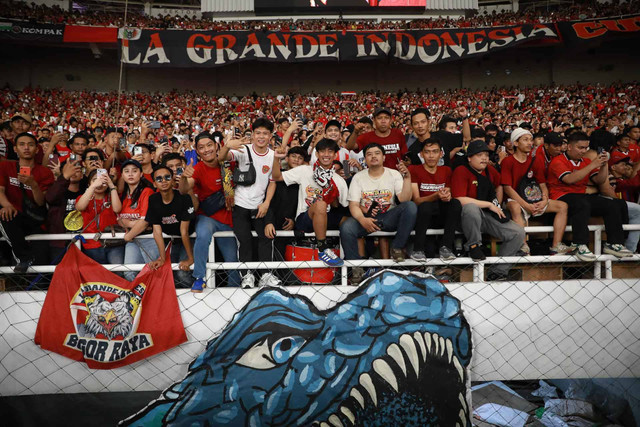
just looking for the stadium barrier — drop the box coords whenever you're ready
[0,226,639,421]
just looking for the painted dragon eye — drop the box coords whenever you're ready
[271,336,305,364]
[236,336,306,370]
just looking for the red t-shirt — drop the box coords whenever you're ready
[192,161,232,226]
[356,129,408,170]
[409,165,452,197]
[547,153,598,200]
[0,161,54,212]
[118,187,154,221]
[451,165,501,199]
[532,145,553,174]
[500,154,546,190]
[75,195,118,249]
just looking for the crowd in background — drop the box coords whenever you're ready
[0,81,639,289]
[1,0,638,31]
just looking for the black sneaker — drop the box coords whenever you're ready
[486,270,509,281]
[14,256,34,274]
[468,244,486,261]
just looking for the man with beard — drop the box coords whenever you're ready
[346,107,408,170]
[272,138,349,267]
[0,133,54,272]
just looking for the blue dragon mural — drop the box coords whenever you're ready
[122,270,473,426]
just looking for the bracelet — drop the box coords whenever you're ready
[110,187,118,191]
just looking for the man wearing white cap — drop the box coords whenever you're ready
[501,128,571,255]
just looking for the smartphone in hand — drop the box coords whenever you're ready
[19,166,31,176]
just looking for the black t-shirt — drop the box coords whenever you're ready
[64,189,82,216]
[146,190,195,237]
[431,130,463,168]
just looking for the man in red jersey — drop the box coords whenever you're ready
[409,137,460,261]
[501,128,569,255]
[0,132,54,272]
[345,106,408,169]
[547,131,632,261]
[532,132,566,173]
[180,131,240,291]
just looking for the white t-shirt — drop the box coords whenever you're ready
[348,168,404,214]
[282,165,349,218]
[230,144,274,210]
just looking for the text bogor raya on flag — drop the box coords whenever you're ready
[120,24,560,67]
[34,244,187,369]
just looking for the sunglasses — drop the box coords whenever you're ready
[87,156,100,161]
[154,174,172,183]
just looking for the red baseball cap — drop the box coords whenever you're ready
[609,150,631,167]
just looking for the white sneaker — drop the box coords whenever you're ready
[575,244,596,262]
[258,273,282,287]
[241,273,256,289]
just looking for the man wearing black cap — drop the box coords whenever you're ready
[533,132,567,174]
[452,139,525,281]
[345,107,408,170]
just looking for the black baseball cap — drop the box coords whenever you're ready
[373,106,392,117]
[466,139,490,156]
[544,132,566,146]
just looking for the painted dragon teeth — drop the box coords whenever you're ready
[413,331,427,362]
[340,406,355,425]
[446,338,454,364]
[358,373,377,407]
[373,359,398,392]
[399,334,420,377]
[386,343,407,377]
[350,388,365,409]
[328,414,344,427]
[453,354,464,382]
[459,392,468,414]
[458,408,467,426]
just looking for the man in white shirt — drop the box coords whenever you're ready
[219,118,279,288]
[272,138,349,267]
[340,143,417,281]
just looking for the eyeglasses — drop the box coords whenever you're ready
[154,174,172,183]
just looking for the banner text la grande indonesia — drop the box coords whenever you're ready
[121,24,559,67]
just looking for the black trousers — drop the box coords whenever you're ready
[559,193,627,245]
[1,212,46,262]
[232,205,273,275]
[414,199,462,254]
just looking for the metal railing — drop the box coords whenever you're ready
[1,224,639,286]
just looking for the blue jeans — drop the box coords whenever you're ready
[84,246,125,265]
[123,237,160,281]
[340,201,418,260]
[193,215,241,287]
[625,201,640,252]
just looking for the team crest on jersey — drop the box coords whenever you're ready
[65,282,152,362]
[262,165,270,174]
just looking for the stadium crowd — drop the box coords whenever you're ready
[1,82,639,289]
[1,0,638,31]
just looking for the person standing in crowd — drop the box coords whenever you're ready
[119,159,157,281]
[146,166,196,288]
[607,151,640,253]
[346,107,408,170]
[0,132,54,272]
[611,132,640,164]
[405,108,432,165]
[501,128,570,255]
[452,139,525,281]
[103,127,128,169]
[308,119,350,165]
[218,118,281,288]
[547,132,632,261]
[162,153,199,210]
[131,143,155,183]
[180,131,240,291]
[409,137,460,261]
[75,169,124,265]
[533,132,567,172]
[430,107,472,168]
[272,138,349,267]
[45,157,85,262]
[340,143,417,283]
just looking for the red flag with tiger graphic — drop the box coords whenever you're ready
[34,244,187,369]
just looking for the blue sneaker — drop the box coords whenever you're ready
[318,248,344,267]
[191,278,206,293]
